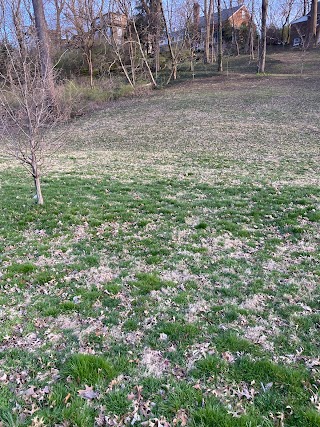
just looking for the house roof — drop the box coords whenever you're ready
[291,16,308,25]
[291,1,320,25]
[199,5,243,27]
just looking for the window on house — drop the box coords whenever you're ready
[242,10,246,19]
[293,37,301,47]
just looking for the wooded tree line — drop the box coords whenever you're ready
[0,0,319,205]
[1,0,318,87]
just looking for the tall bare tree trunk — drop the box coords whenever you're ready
[31,0,55,104]
[304,0,309,15]
[245,0,255,59]
[128,26,136,86]
[156,4,161,75]
[281,0,294,45]
[140,0,161,75]
[152,0,161,76]
[204,0,213,63]
[132,19,157,87]
[87,50,94,89]
[53,0,65,48]
[309,0,318,45]
[217,0,223,71]
[258,0,268,73]
[160,0,177,81]
[230,0,239,55]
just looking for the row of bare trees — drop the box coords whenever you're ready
[8,1,317,88]
[2,0,318,86]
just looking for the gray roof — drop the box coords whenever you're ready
[199,5,242,27]
[291,16,308,25]
[291,1,320,25]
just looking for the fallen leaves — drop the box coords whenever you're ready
[261,382,273,393]
[29,416,46,427]
[173,409,188,426]
[78,385,99,400]
[0,372,8,383]
[221,351,235,363]
[64,393,71,404]
[141,417,171,427]
[96,385,164,426]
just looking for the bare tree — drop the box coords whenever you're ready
[105,0,158,87]
[50,0,66,48]
[131,17,158,86]
[96,0,136,88]
[295,23,310,74]
[225,0,239,55]
[138,0,162,76]
[65,0,105,88]
[0,2,67,205]
[203,0,214,63]
[258,0,268,73]
[160,0,178,80]
[245,0,255,59]
[160,0,191,82]
[308,0,318,45]
[217,0,223,71]
[32,0,56,103]
[279,0,295,44]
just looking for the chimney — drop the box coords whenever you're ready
[193,2,200,27]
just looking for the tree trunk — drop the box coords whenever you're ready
[281,1,294,45]
[55,11,62,47]
[258,0,268,73]
[245,0,255,58]
[153,0,161,75]
[230,0,239,55]
[34,175,44,205]
[217,0,223,72]
[129,26,136,86]
[173,63,177,80]
[85,49,94,89]
[160,0,177,81]
[132,19,157,87]
[31,0,55,104]
[31,155,44,205]
[204,0,213,64]
[309,0,318,45]
[154,36,160,76]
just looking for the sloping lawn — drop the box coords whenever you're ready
[0,74,319,426]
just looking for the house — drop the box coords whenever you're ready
[198,4,251,32]
[197,3,251,48]
[160,3,251,50]
[95,12,128,45]
[160,29,186,48]
[290,2,320,47]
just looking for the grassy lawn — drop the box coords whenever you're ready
[0,66,319,426]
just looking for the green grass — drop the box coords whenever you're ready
[129,272,175,295]
[0,65,319,425]
[63,354,117,385]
